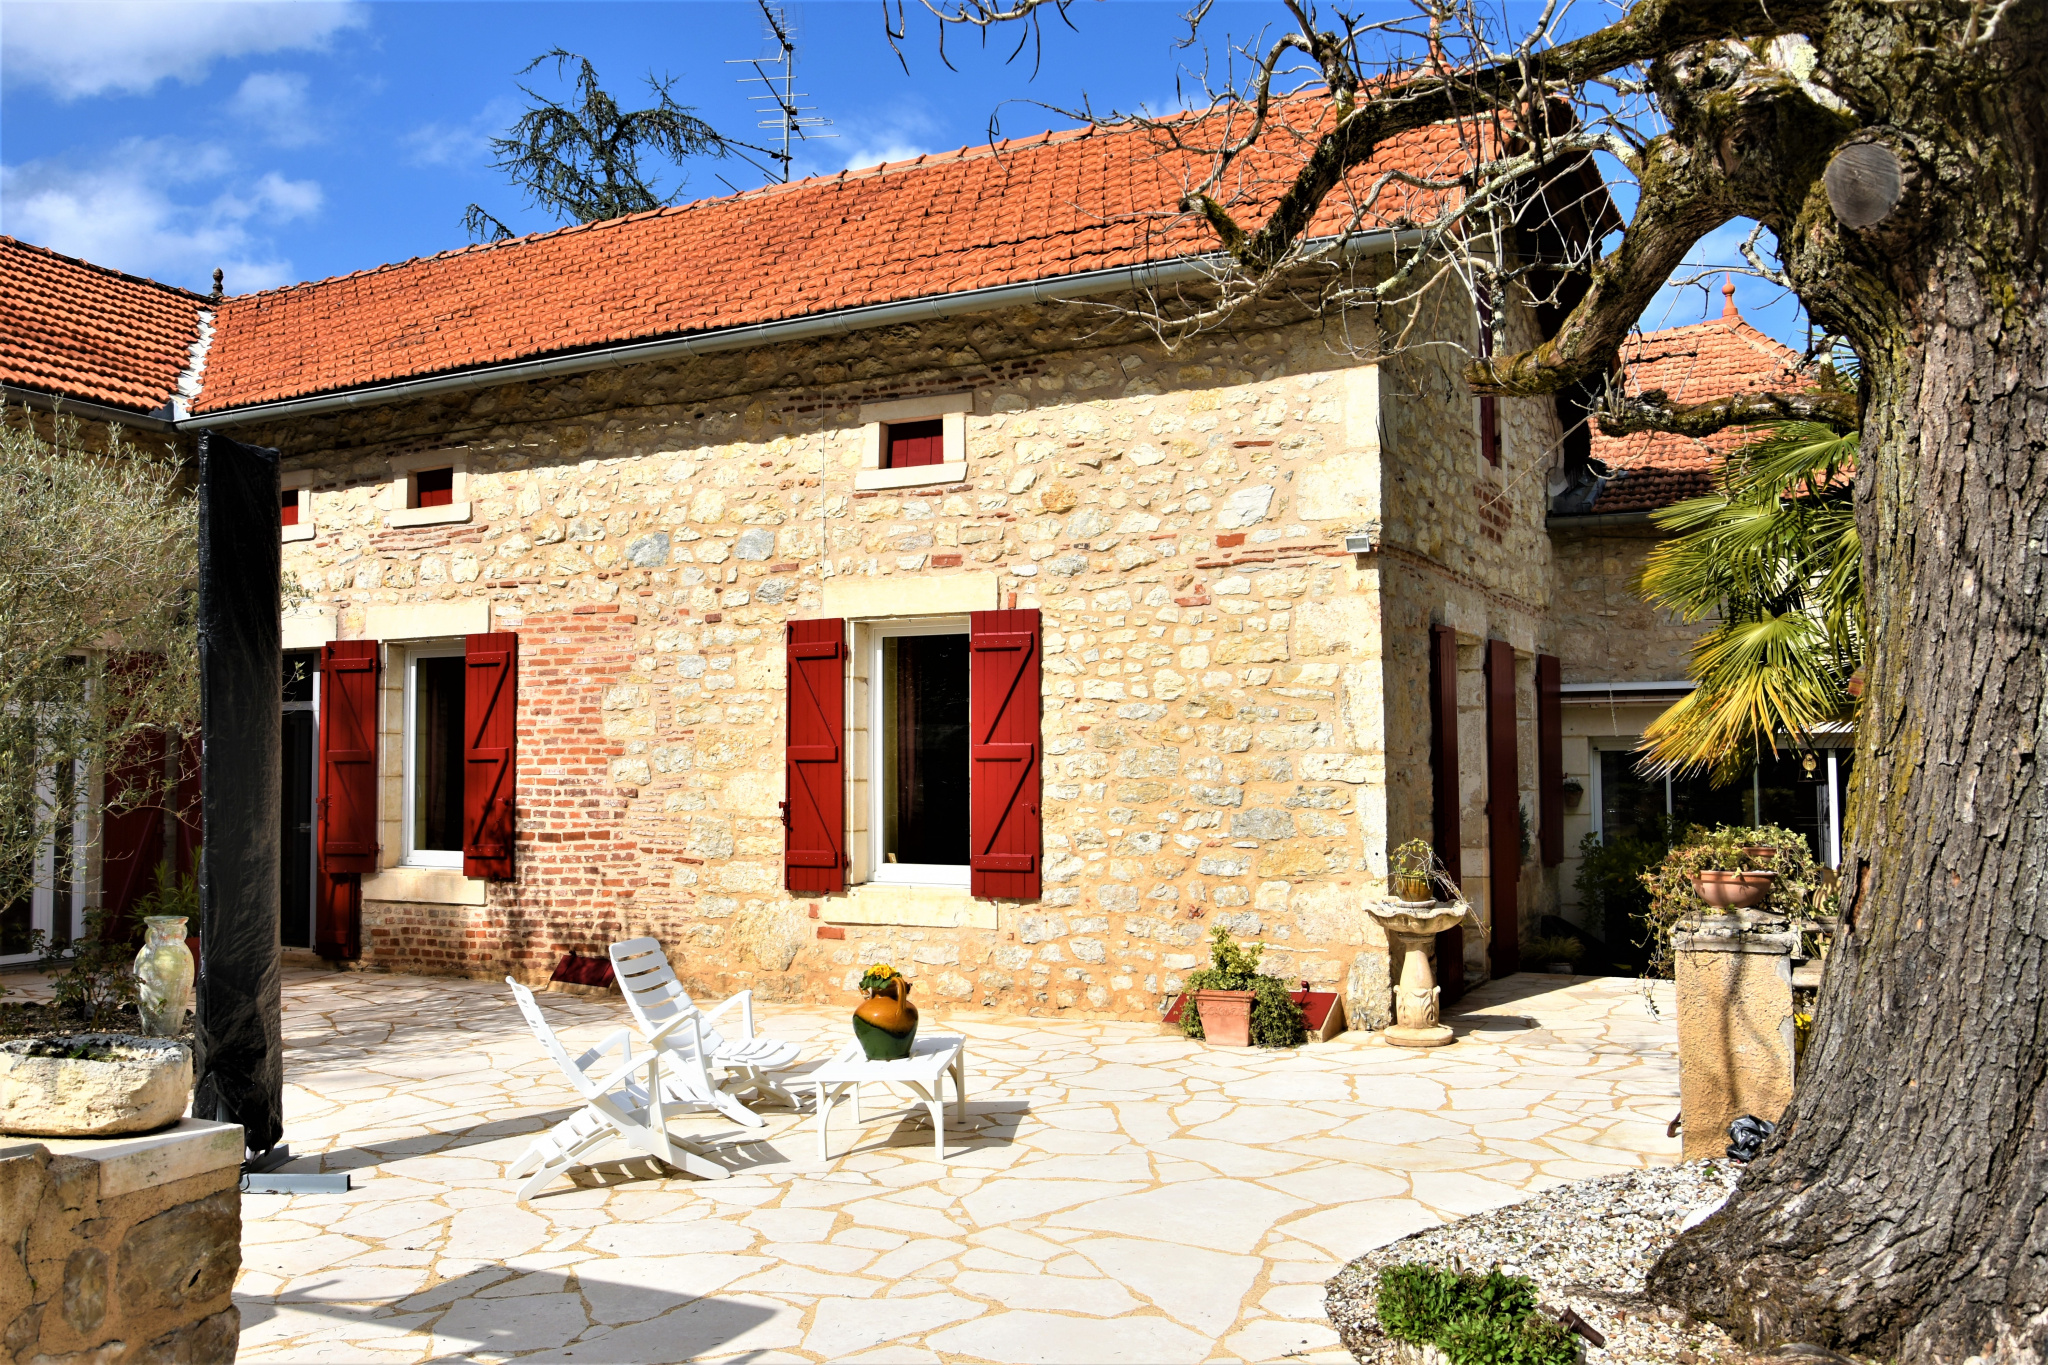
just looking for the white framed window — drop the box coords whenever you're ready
[860,617,972,889]
[0,763,86,964]
[385,451,471,528]
[400,642,466,869]
[855,395,970,492]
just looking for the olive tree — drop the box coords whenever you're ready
[0,409,198,934]
[895,0,2046,1357]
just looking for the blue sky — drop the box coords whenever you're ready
[0,0,1806,346]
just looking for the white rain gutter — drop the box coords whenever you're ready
[179,229,1416,430]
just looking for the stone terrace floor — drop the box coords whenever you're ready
[219,965,1681,1364]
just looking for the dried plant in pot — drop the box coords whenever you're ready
[1390,838,1438,904]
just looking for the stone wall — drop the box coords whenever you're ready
[255,292,1566,1021]
[1,1120,242,1364]
[1547,522,1695,685]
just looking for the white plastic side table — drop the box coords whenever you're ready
[806,1034,967,1160]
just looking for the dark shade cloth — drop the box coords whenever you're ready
[192,431,285,1157]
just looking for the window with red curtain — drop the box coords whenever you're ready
[885,420,945,469]
[281,489,299,526]
[414,467,455,508]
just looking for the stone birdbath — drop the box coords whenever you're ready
[1366,898,1471,1048]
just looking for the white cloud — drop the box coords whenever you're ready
[820,104,941,177]
[0,1,365,99]
[228,70,316,147]
[0,139,320,292]
[400,98,519,170]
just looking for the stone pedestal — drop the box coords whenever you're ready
[1673,923,1797,1160]
[1365,900,1469,1049]
[1,1118,243,1362]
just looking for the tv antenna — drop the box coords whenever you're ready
[723,0,834,186]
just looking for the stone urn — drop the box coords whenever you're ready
[1365,899,1472,1048]
[134,914,195,1037]
[0,1035,191,1137]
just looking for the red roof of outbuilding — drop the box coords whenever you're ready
[0,236,211,415]
[192,110,1495,414]
[1585,281,1811,513]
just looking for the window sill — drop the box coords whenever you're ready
[282,523,315,543]
[854,463,967,493]
[362,866,485,905]
[387,502,472,529]
[825,881,996,929]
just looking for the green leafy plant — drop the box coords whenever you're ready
[1639,822,1822,977]
[1573,827,1671,950]
[1178,926,1306,1048]
[858,962,903,995]
[1526,934,1584,964]
[1376,1264,1574,1365]
[130,859,199,924]
[39,908,143,1031]
[1639,422,1862,783]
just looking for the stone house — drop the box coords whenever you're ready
[5,116,1766,1022]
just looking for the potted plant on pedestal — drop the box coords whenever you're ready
[1390,838,1438,904]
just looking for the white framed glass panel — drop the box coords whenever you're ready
[402,644,466,869]
[866,619,971,889]
[0,761,85,964]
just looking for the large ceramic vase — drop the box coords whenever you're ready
[853,978,919,1060]
[134,915,194,1038]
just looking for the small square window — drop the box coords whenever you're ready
[885,419,946,470]
[414,467,455,509]
[281,489,300,526]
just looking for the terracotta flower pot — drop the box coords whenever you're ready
[853,978,919,1060]
[1695,869,1778,909]
[1193,989,1254,1047]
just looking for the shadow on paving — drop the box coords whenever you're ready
[240,1262,787,1363]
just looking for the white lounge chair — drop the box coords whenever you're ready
[609,937,805,1129]
[503,978,728,1196]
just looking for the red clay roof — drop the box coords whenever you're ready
[193,110,1495,414]
[1585,281,1811,514]
[1,237,211,415]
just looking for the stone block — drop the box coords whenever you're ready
[1673,930,1797,1161]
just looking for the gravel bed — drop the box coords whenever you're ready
[1326,1162,1760,1364]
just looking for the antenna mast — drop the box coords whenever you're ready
[725,0,834,184]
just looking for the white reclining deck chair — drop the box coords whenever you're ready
[610,937,804,1129]
[504,979,728,1196]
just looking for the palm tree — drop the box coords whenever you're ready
[1636,421,1862,783]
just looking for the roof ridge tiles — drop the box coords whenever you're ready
[0,235,213,303]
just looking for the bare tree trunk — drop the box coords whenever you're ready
[1651,17,2048,1356]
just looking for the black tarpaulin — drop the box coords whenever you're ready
[192,431,285,1156]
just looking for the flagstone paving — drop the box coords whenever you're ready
[226,966,1680,1363]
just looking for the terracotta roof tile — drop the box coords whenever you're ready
[0,237,211,414]
[1584,283,1811,514]
[193,109,1482,413]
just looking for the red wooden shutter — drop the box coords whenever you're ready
[318,641,380,873]
[1537,654,1563,867]
[464,632,518,881]
[316,873,361,962]
[886,420,945,469]
[1428,625,1464,1003]
[785,619,846,893]
[969,609,1042,899]
[100,731,167,935]
[1485,640,1521,977]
